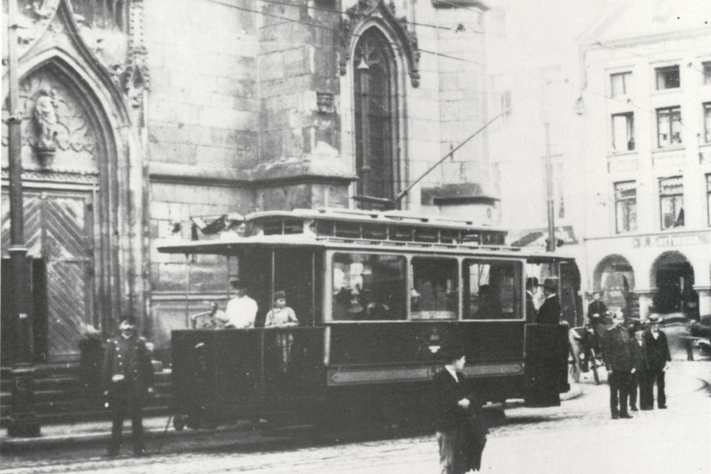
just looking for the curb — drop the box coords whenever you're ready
[560,384,584,401]
[0,421,253,453]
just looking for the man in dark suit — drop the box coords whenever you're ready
[628,325,648,411]
[602,311,633,419]
[643,316,672,409]
[433,344,470,474]
[536,279,561,325]
[102,315,155,457]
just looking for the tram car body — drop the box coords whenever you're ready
[160,209,575,428]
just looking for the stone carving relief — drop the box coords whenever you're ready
[3,71,98,171]
[339,0,421,87]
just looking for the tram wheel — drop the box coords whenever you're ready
[174,415,186,431]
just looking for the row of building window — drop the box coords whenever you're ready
[614,175,711,233]
[609,104,711,152]
[611,63,711,98]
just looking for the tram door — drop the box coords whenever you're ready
[256,249,326,416]
[523,258,569,406]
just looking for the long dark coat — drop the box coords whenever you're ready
[644,330,671,371]
[536,296,561,325]
[629,337,647,372]
[432,368,467,433]
[101,335,155,399]
[602,326,633,372]
[432,368,488,473]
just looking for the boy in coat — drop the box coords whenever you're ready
[102,315,155,457]
[602,312,633,419]
[433,344,471,474]
[643,316,671,409]
[628,325,648,411]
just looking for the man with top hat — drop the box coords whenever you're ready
[536,279,561,325]
[643,315,671,409]
[102,315,155,457]
[216,278,259,329]
[602,311,633,419]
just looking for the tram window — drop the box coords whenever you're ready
[411,258,458,320]
[332,253,407,321]
[463,260,522,320]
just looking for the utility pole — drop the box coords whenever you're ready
[6,0,40,437]
[544,122,555,253]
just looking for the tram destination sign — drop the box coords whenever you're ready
[632,231,709,249]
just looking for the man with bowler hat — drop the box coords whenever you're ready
[536,279,561,325]
[216,278,259,328]
[102,315,155,457]
[643,316,671,409]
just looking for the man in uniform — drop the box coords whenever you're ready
[602,312,633,419]
[643,316,671,409]
[102,315,155,457]
[216,278,259,328]
[536,279,561,325]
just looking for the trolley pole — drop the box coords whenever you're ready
[6,0,41,437]
[544,122,556,253]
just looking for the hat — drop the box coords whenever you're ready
[526,277,539,289]
[542,278,558,292]
[274,290,286,300]
[440,343,466,362]
[647,315,660,323]
[119,314,137,325]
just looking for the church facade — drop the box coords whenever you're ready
[2,0,493,361]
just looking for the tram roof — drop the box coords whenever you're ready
[244,208,507,232]
[157,234,574,261]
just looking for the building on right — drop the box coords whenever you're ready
[578,0,711,321]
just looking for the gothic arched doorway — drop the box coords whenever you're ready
[2,58,124,363]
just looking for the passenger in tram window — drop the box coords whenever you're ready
[536,279,561,325]
[365,287,392,320]
[215,278,259,329]
[475,285,501,319]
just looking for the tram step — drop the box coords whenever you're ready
[0,405,170,429]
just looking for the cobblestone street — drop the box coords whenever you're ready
[2,360,709,474]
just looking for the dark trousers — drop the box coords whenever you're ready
[628,370,649,409]
[108,395,145,455]
[644,369,666,408]
[608,370,630,416]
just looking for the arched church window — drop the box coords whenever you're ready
[72,0,127,31]
[354,28,399,209]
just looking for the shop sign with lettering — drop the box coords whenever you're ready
[632,232,709,249]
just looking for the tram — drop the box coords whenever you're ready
[159,209,575,429]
